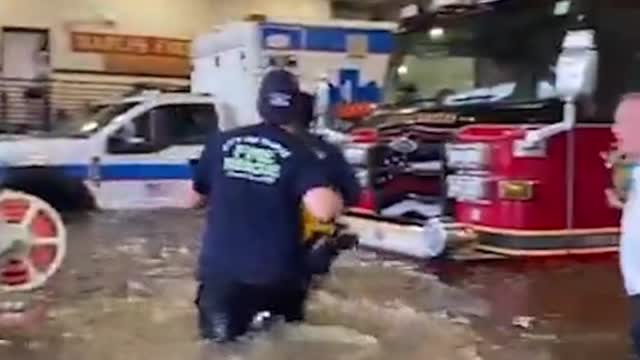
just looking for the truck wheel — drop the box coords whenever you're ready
[0,190,67,292]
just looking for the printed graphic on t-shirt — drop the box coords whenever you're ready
[222,136,291,184]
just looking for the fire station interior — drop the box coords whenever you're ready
[4,1,640,359]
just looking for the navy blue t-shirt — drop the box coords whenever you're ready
[193,123,330,285]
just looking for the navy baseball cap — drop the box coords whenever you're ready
[257,69,300,126]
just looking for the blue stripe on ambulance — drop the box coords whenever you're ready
[53,164,194,181]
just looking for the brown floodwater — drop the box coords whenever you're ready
[0,210,634,359]
[431,256,632,359]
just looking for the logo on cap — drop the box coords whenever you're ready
[269,92,291,107]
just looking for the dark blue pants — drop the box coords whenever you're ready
[195,277,307,342]
[194,242,341,342]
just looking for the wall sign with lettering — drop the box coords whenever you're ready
[70,32,190,57]
[69,32,191,77]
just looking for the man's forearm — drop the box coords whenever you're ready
[303,187,344,222]
[606,188,624,209]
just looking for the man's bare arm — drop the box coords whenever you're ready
[303,187,344,222]
[605,188,625,209]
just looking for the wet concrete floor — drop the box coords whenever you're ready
[0,210,634,359]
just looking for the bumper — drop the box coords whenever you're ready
[340,211,476,259]
[341,210,620,260]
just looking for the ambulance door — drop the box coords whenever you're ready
[96,105,175,209]
[96,103,216,209]
[152,103,219,208]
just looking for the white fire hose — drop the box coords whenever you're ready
[0,190,66,293]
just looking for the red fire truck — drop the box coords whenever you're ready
[341,0,638,259]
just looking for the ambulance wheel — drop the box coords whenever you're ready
[0,190,67,293]
[3,168,95,212]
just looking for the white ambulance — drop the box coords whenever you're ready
[0,18,395,211]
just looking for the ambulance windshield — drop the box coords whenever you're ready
[385,2,570,107]
[50,101,139,138]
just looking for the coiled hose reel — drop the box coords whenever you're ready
[0,190,66,293]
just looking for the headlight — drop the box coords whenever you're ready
[445,143,489,170]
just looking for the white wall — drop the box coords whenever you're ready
[0,0,331,75]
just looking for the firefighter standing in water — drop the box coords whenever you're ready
[609,94,640,356]
[190,69,343,342]
[246,90,362,330]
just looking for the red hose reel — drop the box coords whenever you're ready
[0,190,66,293]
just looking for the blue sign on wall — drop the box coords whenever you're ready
[258,22,391,107]
[329,68,382,105]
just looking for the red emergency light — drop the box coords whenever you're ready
[336,102,376,121]
[350,128,378,144]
